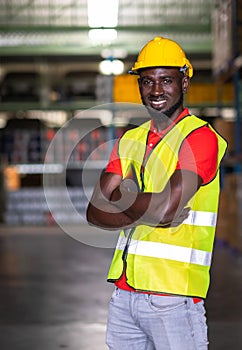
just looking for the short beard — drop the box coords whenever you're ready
[144,93,184,121]
[163,93,184,117]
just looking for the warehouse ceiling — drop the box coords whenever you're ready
[0,0,214,61]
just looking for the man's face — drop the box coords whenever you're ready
[138,67,189,121]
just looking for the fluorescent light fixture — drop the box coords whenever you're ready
[88,28,117,45]
[88,0,119,27]
[112,60,124,75]
[99,59,124,75]
[101,48,127,59]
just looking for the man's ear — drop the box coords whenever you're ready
[182,76,190,94]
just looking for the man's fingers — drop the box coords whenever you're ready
[170,207,191,227]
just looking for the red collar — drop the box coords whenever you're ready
[150,108,190,135]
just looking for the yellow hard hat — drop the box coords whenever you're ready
[130,36,193,78]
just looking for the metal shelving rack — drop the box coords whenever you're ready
[213,0,242,168]
[212,0,242,253]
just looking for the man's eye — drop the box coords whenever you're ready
[142,79,153,86]
[163,78,172,84]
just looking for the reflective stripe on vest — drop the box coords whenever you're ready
[116,236,212,266]
[183,210,217,227]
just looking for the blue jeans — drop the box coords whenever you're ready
[106,288,208,350]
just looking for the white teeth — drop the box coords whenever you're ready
[152,100,166,104]
[151,100,166,107]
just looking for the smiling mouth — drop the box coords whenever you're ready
[149,99,167,110]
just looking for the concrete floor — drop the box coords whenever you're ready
[0,224,241,350]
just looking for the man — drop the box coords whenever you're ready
[86,36,227,350]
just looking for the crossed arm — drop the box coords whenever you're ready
[86,168,202,230]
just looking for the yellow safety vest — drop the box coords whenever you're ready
[107,114,227,298]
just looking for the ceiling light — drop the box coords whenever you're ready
[99,59,124,75]
[101,48,127,59]
[111,60,124,75]
[88,28,117,45]
[88,0,119,28]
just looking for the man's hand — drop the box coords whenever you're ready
[111,163,140,202]
[158,206,191,228]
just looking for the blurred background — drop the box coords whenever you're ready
[0,1,241,349]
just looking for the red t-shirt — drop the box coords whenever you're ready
[105,109,218,302]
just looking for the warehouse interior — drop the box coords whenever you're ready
[0,0,241,349]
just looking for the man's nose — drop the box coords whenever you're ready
[151,81,164,95]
